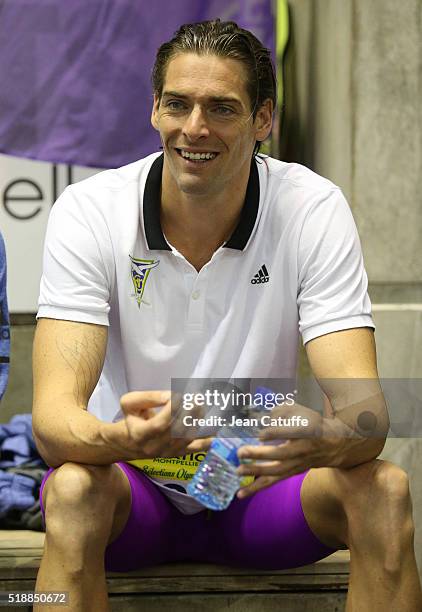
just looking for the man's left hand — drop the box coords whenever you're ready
[236,403,359,498]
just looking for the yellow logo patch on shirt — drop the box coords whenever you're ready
[128,452,254,487]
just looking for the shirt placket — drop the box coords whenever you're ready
[186,268,208,330]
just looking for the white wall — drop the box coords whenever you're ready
[0,154,101,312]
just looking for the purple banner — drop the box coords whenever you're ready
[0,0,274,168]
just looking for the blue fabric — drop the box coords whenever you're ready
[0,233,9,401]
[0,415,41,468]
[0,470,36,517]
[0,414,46,521]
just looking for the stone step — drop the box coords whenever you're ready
[0,530,350,611]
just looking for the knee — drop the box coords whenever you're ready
[42,463,120,571]
[345,460,412,520]
[371,461,413,522]
[44,462,117,518]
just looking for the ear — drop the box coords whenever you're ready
[151,94,160,131]
[254,98,273,142]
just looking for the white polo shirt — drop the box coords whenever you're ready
[38,152,374,512]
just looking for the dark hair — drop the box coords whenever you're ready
[152,19,276,156]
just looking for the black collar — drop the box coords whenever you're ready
[143,153,260,251]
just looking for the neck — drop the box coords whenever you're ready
[160,159,251,267]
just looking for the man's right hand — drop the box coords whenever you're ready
[102,390,212,461]
[32,318,210,467]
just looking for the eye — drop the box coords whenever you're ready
[213,105,235,116]
[165,100,185,111]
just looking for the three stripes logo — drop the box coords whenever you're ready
[251,264,270,284]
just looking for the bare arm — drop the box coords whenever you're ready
[236,328,390,497]
[32,318,201,467]
[305,327,389,466]
[33,318,118,467]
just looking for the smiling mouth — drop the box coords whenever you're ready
[176,148,219,162]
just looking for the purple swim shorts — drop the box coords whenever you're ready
[39,462,337,572]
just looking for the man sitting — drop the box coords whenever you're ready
[32,20,421,612]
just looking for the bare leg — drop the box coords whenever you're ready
[34,462,131,612]
[301,460,422,612]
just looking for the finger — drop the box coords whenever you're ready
[237,461,309,498]
[170,393,212,439]
[185,437,213,453]
[241,439,316,466]
[236,475,280,499]
[237,460,284,477]
[120,390,171,415]
[167,436,211,458]
[168,392,186,422]
[124,403,174,444]
[237,440,296,463]
[237,442,288,462]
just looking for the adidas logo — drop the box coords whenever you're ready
[251,264,269,284]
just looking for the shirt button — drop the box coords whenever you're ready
[191,290,200,300]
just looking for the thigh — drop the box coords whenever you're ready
[103,463,193,572]
[203,471,339,570]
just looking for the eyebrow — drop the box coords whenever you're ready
[162,91,243,106]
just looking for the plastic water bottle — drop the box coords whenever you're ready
[187,387,273,510]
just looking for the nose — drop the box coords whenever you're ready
[182,105,210,141]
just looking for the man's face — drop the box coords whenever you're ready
[151,53,272,198]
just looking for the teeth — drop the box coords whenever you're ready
[180,150,217,161]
